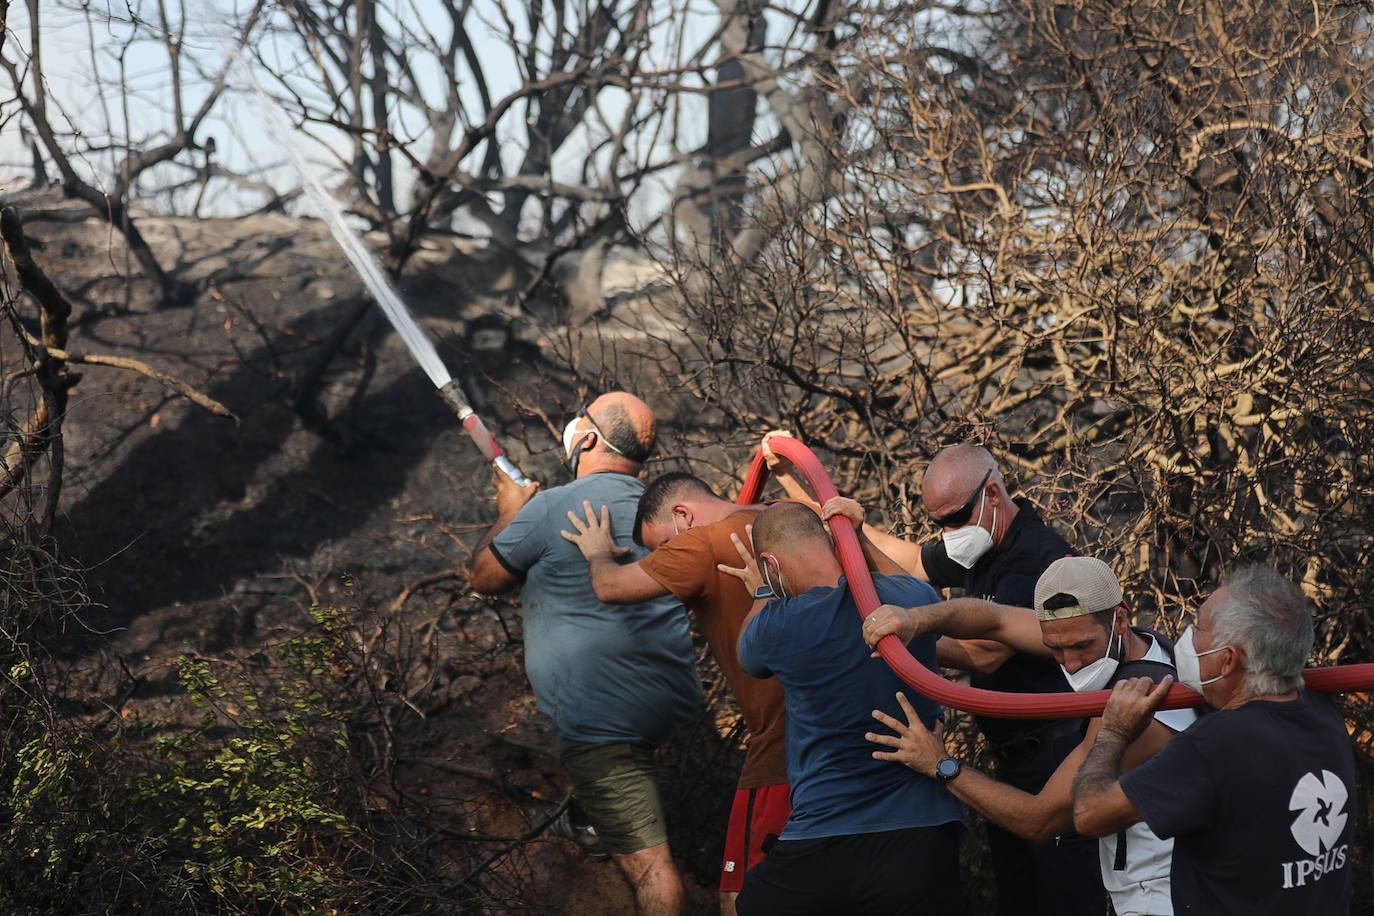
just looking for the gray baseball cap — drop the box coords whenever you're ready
[1034,556,1124,621]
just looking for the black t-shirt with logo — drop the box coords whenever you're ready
[921,497,1078,749]
[1120,691,1356,914]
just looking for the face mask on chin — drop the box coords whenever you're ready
[1061,624,1121,692]
[1175,625,1229,692]
[562,417,591,475]
[942,494,996,569]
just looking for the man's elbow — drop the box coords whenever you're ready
[962,640,1013,675]
[469,552,515,596]
[591,580,622,604]
[1072,802,1111,838]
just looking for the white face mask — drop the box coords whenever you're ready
[1175,625,1230,692]
[943,495,996,569]
[562,416,592,474]
[1061,625,1120,692]
[562,416,586,458]
[761,555,788,600]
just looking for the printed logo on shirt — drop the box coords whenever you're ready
[1280,769,1350,889]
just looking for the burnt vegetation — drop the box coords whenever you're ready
[0,0,1372,911]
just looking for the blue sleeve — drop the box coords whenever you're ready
[875,573,941,610]
[737,608,773,679]
[491,492,554,575]
[1119,728,1216,840]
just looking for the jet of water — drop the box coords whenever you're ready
[237,61,452,390]
[232,54,531,485]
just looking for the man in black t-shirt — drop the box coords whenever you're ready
[1074,565,1356,915]
[915,445,1103,916]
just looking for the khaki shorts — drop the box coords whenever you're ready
[557,737,668,855]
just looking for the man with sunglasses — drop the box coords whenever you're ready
[470,392,701,916]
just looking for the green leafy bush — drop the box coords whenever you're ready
[0,608,365,915]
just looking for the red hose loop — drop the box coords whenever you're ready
[737,436,1374,718]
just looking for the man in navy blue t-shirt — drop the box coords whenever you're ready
[728,501,964,916]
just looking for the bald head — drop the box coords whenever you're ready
[587,392,656,466]
[924,445,997,497]
[920,444,1013,529]
[753,502,842,594]
[753,502,829,557]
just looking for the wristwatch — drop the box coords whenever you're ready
[753,584,775,600]
[934,756,962,785]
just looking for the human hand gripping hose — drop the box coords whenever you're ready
[737,436,1374,717]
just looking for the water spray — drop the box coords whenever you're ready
[237,57,530,486]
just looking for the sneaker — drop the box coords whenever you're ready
[533,799,610,860]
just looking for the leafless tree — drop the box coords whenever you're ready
[0,0,265,306]
[659,0,1374,660]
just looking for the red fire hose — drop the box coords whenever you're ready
[737,436,1374,718]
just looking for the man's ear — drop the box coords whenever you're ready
[1218,644,1245,678]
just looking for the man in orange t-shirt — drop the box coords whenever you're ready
[563,471,788,916]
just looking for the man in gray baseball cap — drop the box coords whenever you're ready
[864,556,1198,915]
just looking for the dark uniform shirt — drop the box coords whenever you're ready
[922,497,1105,916]
[921,496,1078,749]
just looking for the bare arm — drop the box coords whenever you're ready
[935,637,1016,674]
[872,691,1177,844]
[863,598,1048,657]
[820,496,927,578]
[857,524,927,579]
[868,692,1074,841]
[469,473,540,595]
[759,430,818,504]
[1073,677,1173,837]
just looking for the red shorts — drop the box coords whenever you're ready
[720,783,791,893]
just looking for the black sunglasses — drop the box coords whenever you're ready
[928,468,993,528]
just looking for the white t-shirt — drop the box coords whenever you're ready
[1099,634,1199,916]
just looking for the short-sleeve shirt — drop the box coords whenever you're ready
[738,573,965,840]
[638,508,788,788]
[921,497,1078,748]
[1119,691,1356,914]
[490,472,700,746]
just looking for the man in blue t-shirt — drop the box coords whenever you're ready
[1073,566,1356,915]
[726,501,964,915]
[470,392,700,915]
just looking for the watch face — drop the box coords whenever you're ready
[936,757,961,781]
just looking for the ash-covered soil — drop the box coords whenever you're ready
[3,186,732,913]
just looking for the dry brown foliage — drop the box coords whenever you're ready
[658,0,1374,655]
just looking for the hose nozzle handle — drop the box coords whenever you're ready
[437,380,533,487]
[493,455,532,488]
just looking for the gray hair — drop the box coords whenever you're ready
[1210,565,1313,697]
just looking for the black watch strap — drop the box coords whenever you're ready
[935,756,962,785]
